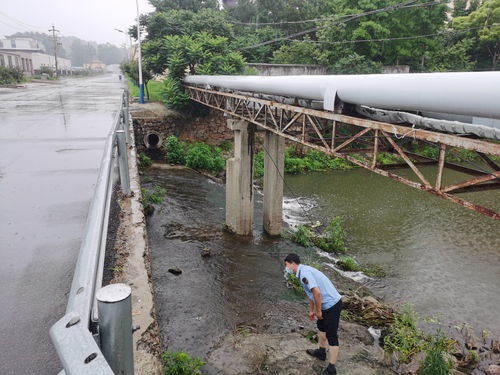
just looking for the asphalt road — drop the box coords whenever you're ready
[0,70,124,374]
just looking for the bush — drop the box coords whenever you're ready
[162,77,190,109]
[138,152,152,169]
[419,330,453,375]
[313,217,347,253]
[142,185,167,205]
[165,136,187,164]
[0,67,24,84]
[291,225,313,247]
[337,256,362,272]
[163,351,204,375]
[286,273,305,296]
[384,304,425,363]
[185,143,225,173]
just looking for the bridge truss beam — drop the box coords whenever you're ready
[185,85,500,220]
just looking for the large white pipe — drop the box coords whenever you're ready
[184,72,500,119]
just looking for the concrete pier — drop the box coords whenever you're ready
[263,131,285,235]
[225,119,255,235]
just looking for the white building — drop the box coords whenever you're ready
[0,37,72,76]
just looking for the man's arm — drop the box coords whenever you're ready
[308,299,315,320]
[311,287,323,320]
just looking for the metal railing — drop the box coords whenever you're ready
[50,89,134,375]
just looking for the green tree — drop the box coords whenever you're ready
[149,0,218,12]
[70,39,85,66]
[272,39,322,64]
[454,0,500,68]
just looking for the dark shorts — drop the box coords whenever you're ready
[317,299,342,346]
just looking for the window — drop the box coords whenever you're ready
[0,40,3,48]
[8,55,12,67]
[0,55,4,67]
[11,40,16,48]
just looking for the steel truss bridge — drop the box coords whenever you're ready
[185,84,500,220]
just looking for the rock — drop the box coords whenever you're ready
[486,364,500,375]
[201,247,211,257]
[168,267,182,276]
[492,340,500,354]
[398,351,425,375]
[144,204,155,216]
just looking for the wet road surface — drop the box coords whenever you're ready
[0,71,124,374]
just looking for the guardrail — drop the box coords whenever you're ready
[50,89,134,375]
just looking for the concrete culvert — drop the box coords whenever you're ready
[145,132,161,149]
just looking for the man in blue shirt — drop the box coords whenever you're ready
[284,253,342,375]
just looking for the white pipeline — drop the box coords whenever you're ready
[184,72,500,119]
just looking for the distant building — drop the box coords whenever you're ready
[84,60,106,72]
[0,37,72,76]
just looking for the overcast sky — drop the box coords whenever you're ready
[0,0,155,46]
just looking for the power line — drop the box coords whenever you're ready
[239,0,449,50]
[290,24,499,45]
[0,11,44,32]
[230,0,449,26]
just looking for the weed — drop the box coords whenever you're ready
[219,140,233,152]
[162,351,204,375]
[142,185,167,205]
[305,330,319,343]
[384,303,425,363]
[337,256,362,272]
[419,330,454,375]
[164,136,187,164]
[340,310,354,321]
[286,273,305,296]
[377,152,404,165]
[466,349,480,364]
[138,152,152,169]
[142,175,153,183]
[291,225,313,247]
[108,266,122,273]
[185,143,225,173]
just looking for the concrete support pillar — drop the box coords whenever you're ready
[263,131,285,235]
[225,119,255,235]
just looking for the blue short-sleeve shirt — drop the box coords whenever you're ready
[297,264,341,310]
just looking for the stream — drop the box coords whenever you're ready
[145,163,500,360]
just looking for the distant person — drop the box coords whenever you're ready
[118,74,122,81]
[284,253,342,375]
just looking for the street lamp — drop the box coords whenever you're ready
[136,0,144,104]
[114,29,132,61]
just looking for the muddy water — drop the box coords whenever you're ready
[145,168,312,362]
[284,166,500,338]
[146,163,500,363]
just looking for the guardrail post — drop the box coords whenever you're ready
[122,91,130,144]
[96,284,134,375]
[116,130,131,195]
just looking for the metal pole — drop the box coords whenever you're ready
[96,284,134,375]
[116,130,131,195]
[136,0,144,104]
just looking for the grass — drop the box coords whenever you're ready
[162,351,204,375]
[128,80,165,102]
[138,152,152,169]
[384,304,425,363]
[141,185,167,205]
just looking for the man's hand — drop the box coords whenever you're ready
[308,311,315,321]
[315,310,323,320]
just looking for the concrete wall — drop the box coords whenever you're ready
[132,109,234,153]
[248,63,328,76]
[31,53,72,74]
[382,65,410,74]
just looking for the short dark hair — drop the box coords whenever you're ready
[284,253,301,264]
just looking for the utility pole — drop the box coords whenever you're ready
[136,0,144,104]
[49,25,59,78]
